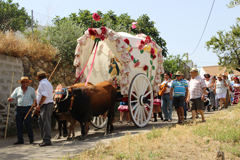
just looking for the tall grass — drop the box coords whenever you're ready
[0,31,57,61]
[58,105,240,160]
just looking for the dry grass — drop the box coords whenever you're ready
[59,104,240,160]
[0,31,57,62]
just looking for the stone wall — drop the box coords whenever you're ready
[0,54,24,137]
[0,54,76,137]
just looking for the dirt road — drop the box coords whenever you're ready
[0,111,216,160]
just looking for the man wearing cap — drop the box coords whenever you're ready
[7,77,36,145]
[187,68,207,122]
[35,71,54,147]
[170,71,188,123]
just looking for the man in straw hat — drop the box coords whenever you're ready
[186,68,207,123]
[170,71,188,123]
[7,76,36,145]
[35,71,54,147]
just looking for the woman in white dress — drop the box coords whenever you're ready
[214,74,228,109]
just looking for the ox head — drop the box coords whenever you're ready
[53,87,73,114]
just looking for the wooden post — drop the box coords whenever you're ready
[4,72,14,139]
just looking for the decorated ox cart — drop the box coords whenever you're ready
[73,26,164,128]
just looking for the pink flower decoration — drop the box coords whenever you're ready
[131,55,134,61]
[140,40,145,45]
[134,61,140,67]
[92,13,101,21]
[100,35,105,41]
[138,44,145,50]
[101,26,107,34]
[150,48,155,55]
[131,22,138,29]
[129,47,133,53]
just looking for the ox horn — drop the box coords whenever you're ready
[61,89,69,101]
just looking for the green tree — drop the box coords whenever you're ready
[0,0,32,32]
[206,24,240,69]
[163,54,189,79]
[43,18,85,69]
[53,10,168,57]
[227,0,240,8]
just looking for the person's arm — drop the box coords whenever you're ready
[7,88,17,102]
[185,87,188,102]
[36,83,48,111]
[170,87,173,100]
[201,87,207,101]
[223,79,228,87]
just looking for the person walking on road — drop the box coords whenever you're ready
[7,76,36,145]
[35,71,54,147]
[170,71,188,123]
[160,72,172,122]
[187,68,207,123]
[222,74,231,107]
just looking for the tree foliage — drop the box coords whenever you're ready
[227,0,240,8]
[0,0,32,32]
[206,24,240,69]
[163,54,190,79]
[53,9,168,57]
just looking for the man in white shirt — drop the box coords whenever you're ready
[160,72,172,122]
[35,71,54,147]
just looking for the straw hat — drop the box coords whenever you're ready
[216,74,222,78]
[190,68,198,72]
[18,76,32,83]
[34,71,49,79]
[175,71,183,76]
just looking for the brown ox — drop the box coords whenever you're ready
[56,81,117,137]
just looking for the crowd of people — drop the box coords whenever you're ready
[118,68,240,124]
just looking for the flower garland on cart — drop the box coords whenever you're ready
[73,26,132,95]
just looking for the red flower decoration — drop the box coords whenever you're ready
[143,65,148,71]
[134,61,140,67]
[92,13,101,21]
[138,44,145,50]
[140,40,145,45]
[152,55,156,60]
[150,48,155,55]
[100,35,105,41]
[124,38,130,45]
[145,36,151,44]
[101,26,107,34]
[131,55,134,61]
[88,28,96,36]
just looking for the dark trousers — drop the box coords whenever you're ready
[16,106,34,142]
[38,103,54,143]
[183,102,187,117]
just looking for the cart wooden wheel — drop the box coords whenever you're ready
[91,116,108,129]
[128,73,154,127]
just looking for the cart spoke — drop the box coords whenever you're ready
[132,102,139,111]
[131,92,139,100]
[133,104,140,120]
[140,78,147,94]
[97,117,99,126]
[100,117,103,125]
[148,99,153,101]
[140,107,143,124]
[145,103,152,110]
[137,106,141,124]
[131,100,138,103]
[142,82,150,95]
[143,105,150,117]
[144,91,152,97]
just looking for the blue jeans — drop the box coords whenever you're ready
[183,102,187,117]
[161,94,172,120]
[16,106,34,142]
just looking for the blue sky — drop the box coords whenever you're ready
[13,0,240,69]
